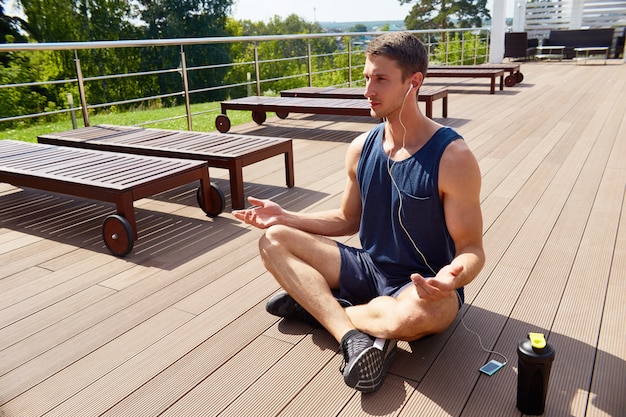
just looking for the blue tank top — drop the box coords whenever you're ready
[356,123,461,287]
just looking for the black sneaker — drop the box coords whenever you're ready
[265,292,352,327]
[340,329,397,393]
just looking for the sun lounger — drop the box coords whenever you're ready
[216,91,446,134]
[425,68,505,94]
[279,86,448,118]
[429,64,523,86]
[0,139,223,256]
[37,125,294,211]
[216,97,374,133]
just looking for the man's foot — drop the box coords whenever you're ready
[265,292,352,327]
[340,329,397,393]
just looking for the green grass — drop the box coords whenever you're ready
[0,101,254,142]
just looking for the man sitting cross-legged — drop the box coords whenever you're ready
[233,31,484,393]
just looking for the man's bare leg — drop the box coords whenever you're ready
[259,224,355,342]
[261,225,458,391]
[345,285,459,341]
[260,225,459,343]
[259,224,399,393]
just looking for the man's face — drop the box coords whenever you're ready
[363,54,409,120]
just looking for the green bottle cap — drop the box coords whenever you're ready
[529,332,546,349]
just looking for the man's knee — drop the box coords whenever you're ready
[394,297,458,341]
[259,224,292,260]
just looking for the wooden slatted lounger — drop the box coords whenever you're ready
[216,90,444,134]
[218,87,447,134]
[0,139,223,256]
[216,97,374,134]
[425,68,505,94]
[429,63,524,87]
[279,86,448,119]
[37,125,295,211]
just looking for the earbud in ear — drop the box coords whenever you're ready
[405,84,412,98]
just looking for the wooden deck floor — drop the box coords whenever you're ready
[1,61,624,417]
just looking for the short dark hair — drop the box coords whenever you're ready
[365,32,428,81]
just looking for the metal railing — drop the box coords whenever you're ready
[0,28,490,131]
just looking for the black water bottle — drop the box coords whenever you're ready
[517,332,555,415]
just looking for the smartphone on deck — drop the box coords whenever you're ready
[479,359,505,376]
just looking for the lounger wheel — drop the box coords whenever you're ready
[252,110,267,125]
[196,183,225,217]
[505,75,516,88]
[102,214,134,257]
[276,111,289,119]
[215,114,231,133]
[515,71,524,83]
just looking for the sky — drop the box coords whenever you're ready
[231,0,413,23]
[230,0,514,23]
[5,0,513,25]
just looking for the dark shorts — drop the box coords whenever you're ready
[336,243,464,308]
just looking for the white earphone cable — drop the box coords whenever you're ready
[385,83,507,364]
[386,83,437,276]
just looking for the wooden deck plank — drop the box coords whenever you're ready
[35,275,276,417]
[156,335,294,417]
[213,329,340,417]
[1,241,269,411]
[0,284,116,351]
[0,225,251,393]
[1,307,195,417]
[544,84,626,416]
[461,70,626,417]
[586,175,625,417]
[1,61,624,417]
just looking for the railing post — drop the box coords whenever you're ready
[179,47,193,131]
[73,50,90,127]
[348,36,353,87]
[427,37,432,61]
[474,32,479,65]
[246,72,252,96]
[254,41,261,96]
[307,40,313,87]
[461,31,466,64]
[67,93,77,129]
[445,32,450,65]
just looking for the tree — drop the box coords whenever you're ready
[16,0,145,114]
[0,49,68,124]
[74,0,146,108]
[223,15,337,96]
[1,1,29,69]
[401,0,490,30]
[350,23,368,32]
[18,0,140,42]
[0,1,28,45]
[137,0,234,104]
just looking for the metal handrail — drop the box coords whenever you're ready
[0,28,490,129]
[0,29,478,52]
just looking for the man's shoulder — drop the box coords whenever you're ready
[439,138,481,190]
[441,137,474,163]
[351,124,383,150]
[435,125,462,141]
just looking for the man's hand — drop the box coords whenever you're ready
[232,196,283,229]
[411,264,464,301]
